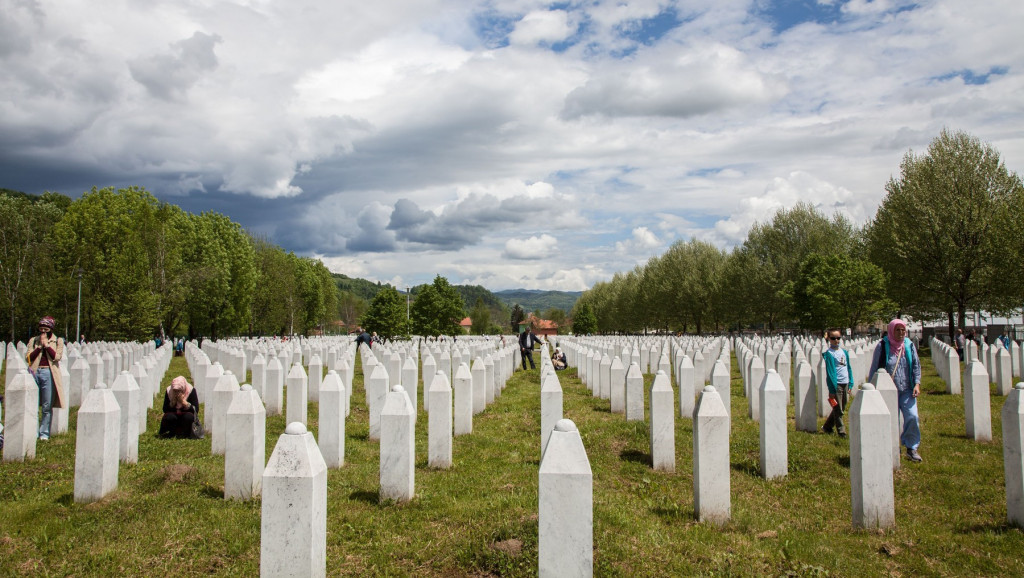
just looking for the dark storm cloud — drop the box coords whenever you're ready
[347,202,398,252]
[386,194,528,249]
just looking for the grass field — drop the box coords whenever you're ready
[1,347,1023,576]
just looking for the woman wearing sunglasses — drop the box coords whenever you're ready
[26,316,66,441]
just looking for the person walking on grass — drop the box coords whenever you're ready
[822,328,851,438]
[26,316,65,441]
[869,318,923,463]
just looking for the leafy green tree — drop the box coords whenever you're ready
[313,260,338,333]
[336,290,368,329]
[509,303,525,333]
[791,253,894,331]
[411,284,439,335]
[867,129,1024,337]
[0,193,65,340]
[49,186,164,340]
[411,275,464,336]
[470,297,490,335]
[295,258,337,334]
[571,301,597,334]
[656,239,727,334]
[250,238,297,335]
[738,202,856,332]
[151,204,192,337]
[543,307,567,333]
[361,285,407,340]
[180,212,256,339]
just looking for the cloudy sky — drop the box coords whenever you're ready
[2,0,1022,292]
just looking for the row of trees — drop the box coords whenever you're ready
[0,186,339,341]
[360,275,466,340]
[572,130,1024,336]
[360,276,574,339]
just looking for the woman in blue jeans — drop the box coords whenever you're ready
[26,316,65,441]
[868,318,923,462]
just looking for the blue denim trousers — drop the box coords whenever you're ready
[35,367,54,438]
[898,387,920,450]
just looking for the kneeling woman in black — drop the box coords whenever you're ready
[159,376,200,438]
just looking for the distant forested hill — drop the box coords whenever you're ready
[454,284,506,310]
[332,273,393,301]
[494,289,582,314]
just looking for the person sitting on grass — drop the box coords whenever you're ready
[552,348,567,370]
[159,376,200,439]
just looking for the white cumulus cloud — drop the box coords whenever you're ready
[510,10,575,46]
[504,234,558,260]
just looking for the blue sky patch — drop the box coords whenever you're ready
[473,9,518,49]
[934,66,1009,86]
[616,7,682,45]
[759,0,844,33]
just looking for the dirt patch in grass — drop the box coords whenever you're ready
[879,542,901,556]
[0,534,27,554]
[489,538,523,556]
[161,464,196,484]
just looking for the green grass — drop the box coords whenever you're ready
[1,350,1023,576]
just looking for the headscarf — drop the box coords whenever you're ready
[167,376,193,406]
[39,316,56,331]
[887,319,907,359]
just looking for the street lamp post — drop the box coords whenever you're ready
[75,268,82,343]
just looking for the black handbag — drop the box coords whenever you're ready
[189,412,205,440]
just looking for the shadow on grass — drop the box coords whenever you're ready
[201,485,224,499]
[926,390,951,396]
[730,461,759,477]
[652,504,693,521]
[939,431,970,440]
[957,522,1021,535]
[56,492,74,506]
[620,449,651,466]
[349,431,370,441]
[835,455,850,469]
[349,489,380,504]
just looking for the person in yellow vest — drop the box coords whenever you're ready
[27,316,65,441]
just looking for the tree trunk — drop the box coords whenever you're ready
[947,309,956,343]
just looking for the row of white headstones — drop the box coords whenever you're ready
[2,340,172,501]
[545,332,1024,577]
[6,332,1024,577]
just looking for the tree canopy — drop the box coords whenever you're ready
[411,275,465,336]
[1,186,347,341]
[360,286,407,341]
[867,128,1024,335]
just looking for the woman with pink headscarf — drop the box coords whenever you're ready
[868,318,923,462]
[159,376,200,438]
[27,315,64,441]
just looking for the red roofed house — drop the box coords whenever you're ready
[519,314,559,337]
[460,316,473,333]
